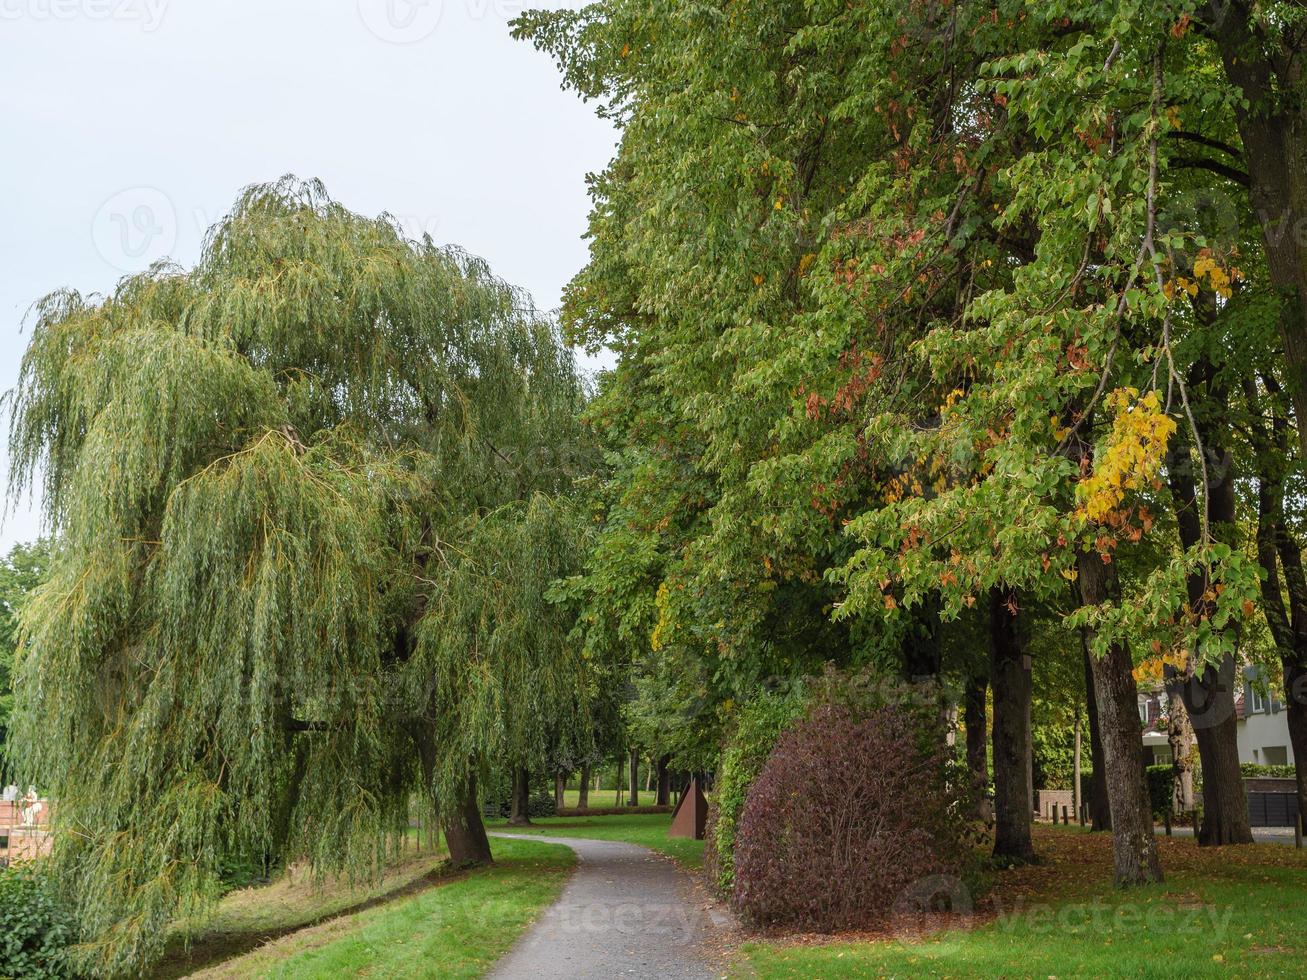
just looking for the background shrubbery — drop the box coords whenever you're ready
[480,773,557,820]
[0,864,76,979]
[731,699,975,932]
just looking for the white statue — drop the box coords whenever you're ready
[20,788,42,829]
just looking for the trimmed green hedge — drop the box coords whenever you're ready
[705,690,806,897]
[1240,763,1296,779]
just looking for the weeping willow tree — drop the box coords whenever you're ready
[6,177,596,976]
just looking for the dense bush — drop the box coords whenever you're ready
[704,689,806,897]
[732,702,974,931]
[0,864,77,979]
[556,805,672,817]
[1145,765,1174,817]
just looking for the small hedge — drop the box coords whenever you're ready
[0,864,77,979]
[732,701,972,931]
[555,805,672,817]
[1241,763,1296,779]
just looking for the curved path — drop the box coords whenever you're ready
[486,833,734,980]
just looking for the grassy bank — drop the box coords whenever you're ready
[156,837,574,979]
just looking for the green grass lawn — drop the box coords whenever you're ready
[169,837,574,979]
[734,824,1307,979]
[555,787,669,809]
[488,811,705,870]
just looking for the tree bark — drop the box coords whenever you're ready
[1185,663,1251,845]
[1209,3,1307,463]
[508,766,532,826]
[989,588,1035,863]
[1165,687,1197,814]
[1165,383,1253,846]
[554,771,566,811]
[627,747,640,807]
[1078,552,1164,885]
[963,670,990,819]
[655,754,671,806]
[1083,642,1112,831]
[1072,708,1082,823]
[443,775,492,867]
[1246,373,1307,833]
[578,764,591,810]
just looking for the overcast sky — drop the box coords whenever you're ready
[0,0,617,551]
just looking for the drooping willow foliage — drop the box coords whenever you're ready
[6,177,595,976]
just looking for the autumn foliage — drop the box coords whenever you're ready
[732,702,972,931]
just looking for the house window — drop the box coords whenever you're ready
[1250,687,1269,714]
[1263,746,1289,767]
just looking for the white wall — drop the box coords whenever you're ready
[1237,710,1295,766]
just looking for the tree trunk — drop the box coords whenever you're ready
[989,588,1035,863]
[578,764,591,810]
[1072,708,1082,823]
[1210,4,1307,464]
[627,748,640,807]
[655,754,671,806]
[443,775,492,867]
[1165,388,1253,846]
[614,754,622,806]
[1083,643,1112,831]
[1182,661,1251,845]
[554,772,566,811]
[508,767,532,826]
[1078,552,1164,885]
[1165,684,1197,815]
[1245,372,1307,836]
[963,671,989,819]
[1287,664,1307,833]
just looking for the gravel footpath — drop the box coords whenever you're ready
[485,833,735,980]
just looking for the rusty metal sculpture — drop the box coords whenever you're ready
[668,776,707,839]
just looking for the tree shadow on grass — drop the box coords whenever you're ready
[149,860,469,979]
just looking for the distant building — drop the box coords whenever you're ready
[1136,666,1295,768]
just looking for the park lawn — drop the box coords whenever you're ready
[489,811,705,870]
[556,787,664,809]
[168,837,574,979]
[735,824,1307,979]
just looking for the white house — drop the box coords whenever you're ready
[1137,667,1295,768]
[1236,666,1294,766]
